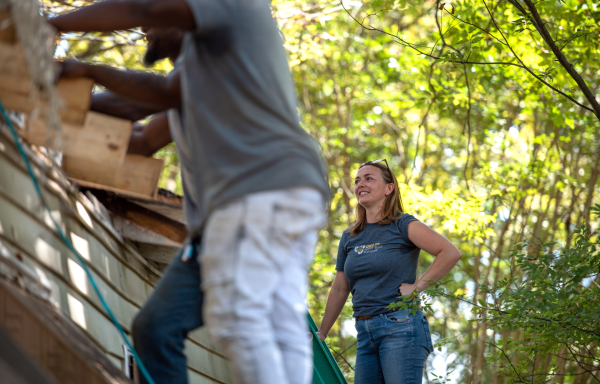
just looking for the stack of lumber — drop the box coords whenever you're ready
[0,9,92,126]
[0,9,164,198]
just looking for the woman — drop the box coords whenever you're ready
[317,159,461,384]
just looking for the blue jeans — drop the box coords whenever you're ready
[354,309,433,384]
[132,242,203,384]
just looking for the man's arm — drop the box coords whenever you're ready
[61,61,181,110]
[92,91,164,121]
[128,112,173,156]
[49,0,195,32]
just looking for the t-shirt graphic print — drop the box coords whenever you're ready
[354,243,382,255]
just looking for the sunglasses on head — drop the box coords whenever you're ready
[370,158,389,168]
[363,158,393,179]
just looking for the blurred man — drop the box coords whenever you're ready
[50,2,329,383]
[90,27,206,384]
[91,27,183,154]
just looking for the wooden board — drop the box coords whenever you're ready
[0,10,17,44]
[64,154,164,198]
[55,77,95,120]
[0,42,29,77]
[114,155,165,197]
[24,111,132,167]
[0,41,93,125]
[0,72,31,94]
[0,77,94,126]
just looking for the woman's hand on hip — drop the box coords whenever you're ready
[399,282,420,297]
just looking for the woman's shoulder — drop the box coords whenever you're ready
[393,212,418,224]
[392,213,419,234]
[340,226,352,239]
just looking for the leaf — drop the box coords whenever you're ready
[471,36,484,44]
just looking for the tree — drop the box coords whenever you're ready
[43,0,600,381]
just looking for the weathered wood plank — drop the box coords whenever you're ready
[98,193,187,244]
[64,155,164,198]
[0,76,94,125]
[54,78,94,118]
[0,40,93,125]
[0,42,28,76]
[0,73,31,94]
[25,112,131,167]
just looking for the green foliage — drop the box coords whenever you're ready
[45,0,600,381]
[404,205,600,383]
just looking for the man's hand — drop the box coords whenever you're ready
[57,60,91,79]
[52,60,181,111]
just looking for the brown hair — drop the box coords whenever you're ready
[348,161,405,236]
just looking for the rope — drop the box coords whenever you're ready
[0,98,156,384]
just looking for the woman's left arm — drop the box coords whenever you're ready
[399,221,462,296]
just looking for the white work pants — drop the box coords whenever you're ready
[200,187,325,384]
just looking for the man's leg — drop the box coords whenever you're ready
[268,229,316,384]
[132,243,203,384]
[200,188,324,384]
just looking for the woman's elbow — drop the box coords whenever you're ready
[451,248,462,263]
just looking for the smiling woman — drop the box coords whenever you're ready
[317,159,462,384]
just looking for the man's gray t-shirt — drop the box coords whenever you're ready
[165,56,203,235]
[336,214,420,317]
[167,108,203,235]
[181,0,329,227]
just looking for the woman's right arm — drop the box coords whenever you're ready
[318,271,351,342]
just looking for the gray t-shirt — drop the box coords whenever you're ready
[167,107,203,235]
[181,0,329,227]
[336,214,420,317]
[164,56,204,235]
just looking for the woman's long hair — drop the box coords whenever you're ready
[348,161,404,236]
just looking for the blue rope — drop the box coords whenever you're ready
[0,98,156,384]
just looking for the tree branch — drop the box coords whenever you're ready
[443,9,507,46]
[520,0,600,120]
[339,0,524,69]
[462,64,474,195]
[490,342,528,383]
[340,0,595,114]
[480,0,594,114]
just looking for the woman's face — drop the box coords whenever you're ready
[354,165,394,208]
